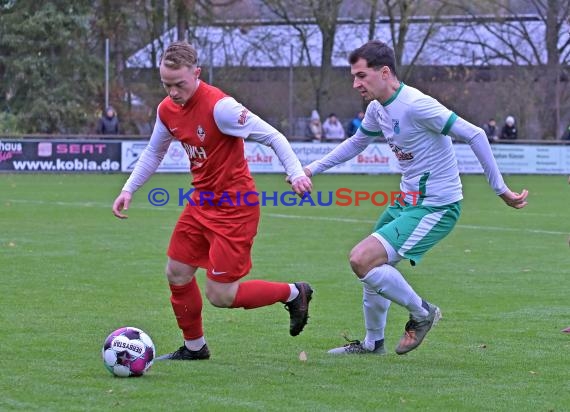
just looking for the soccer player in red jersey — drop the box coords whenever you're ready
[112,41,314,360]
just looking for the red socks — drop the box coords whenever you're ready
[231,280,290,309]
[170,279,290,338]
[169,278,203,340]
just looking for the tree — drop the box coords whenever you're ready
[173,0,243,41]
[0,0,101,133]
[436,0,570,139]
[379,0,450,81]
[92,0,167,134]
[260,0,344,113]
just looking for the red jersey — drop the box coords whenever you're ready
[158,82,257,215]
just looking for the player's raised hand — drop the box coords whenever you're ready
[291,175,313,197]
[499,188,528,209]
[112,191,133,219]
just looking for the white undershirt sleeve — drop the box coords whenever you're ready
[305,130,371,175]
[214,97,305,181]
[448,117,508,195]
[122,112,173,193]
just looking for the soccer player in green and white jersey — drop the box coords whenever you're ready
[305,40,528,356]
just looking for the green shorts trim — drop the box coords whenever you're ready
[374,200,462,265]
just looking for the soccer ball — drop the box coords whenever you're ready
[102,326,155,377]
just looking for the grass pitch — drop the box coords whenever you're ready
[1,173,569,411]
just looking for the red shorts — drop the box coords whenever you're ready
[167,204,260,283]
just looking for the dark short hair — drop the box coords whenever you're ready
[349,40,398,77]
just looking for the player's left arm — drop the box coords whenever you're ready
[213,97,312,195]
[448,117,528,209]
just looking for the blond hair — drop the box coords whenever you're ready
[160,41,198,69]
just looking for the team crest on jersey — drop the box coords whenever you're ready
[196,125,206,141]
[392,119,401,134]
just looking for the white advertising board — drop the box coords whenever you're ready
[122,141,570,174]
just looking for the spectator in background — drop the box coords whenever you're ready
[561,123,570,140]
[347,111,365,136]
[482,118,498,143]
[96,106,120,135]
[500,116,518,140]
[305,109,323,142]
[322,113,345,142]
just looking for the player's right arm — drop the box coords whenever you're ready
[112,110,173,219]
[303,132,369,176]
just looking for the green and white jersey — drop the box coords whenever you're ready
[360,83,461,206]
[306,83,507,205]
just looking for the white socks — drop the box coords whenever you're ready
[361,264,428,320]
[184,337,206,351]
[287,283,299,302]
[362,283,391,349]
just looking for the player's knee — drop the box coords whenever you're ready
[205,286,234,308]
[165,260,194,285]
[349,247,369,278]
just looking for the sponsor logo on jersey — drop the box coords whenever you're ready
[182,142,207,160]
[389,143,414,161]
[238,108,249,125]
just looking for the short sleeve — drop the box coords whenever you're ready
[413,95,456,135]
[359,102,384,138]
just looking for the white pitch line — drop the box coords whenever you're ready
[456,224,565,235]
[265,212,372,224]
[4,200,566,236]
[265,213,567,236]
[3,199,171,211]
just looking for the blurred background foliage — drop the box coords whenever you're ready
[1,0,570,139]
